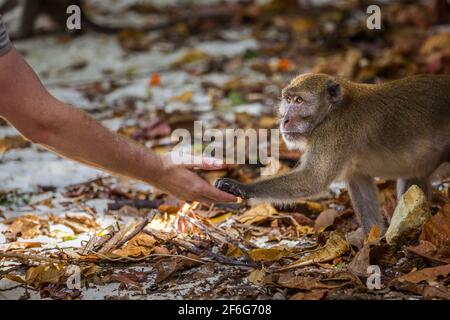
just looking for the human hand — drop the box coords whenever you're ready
[152,153,237,204]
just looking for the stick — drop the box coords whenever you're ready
[115,211,156,248]
[98,223,134,254]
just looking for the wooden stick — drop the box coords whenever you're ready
[115,211,156,248]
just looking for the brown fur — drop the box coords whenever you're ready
[216,73,450,234]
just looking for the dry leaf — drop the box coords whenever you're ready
[399,264,450,284]
[4,215,48,241]
[314,209,340,231]
[111,233,156,258]
[248,269,266,285]
[289,289,327,300]
[276,272,320,290]
[348,242,371,277]
[419,204,450,251]
[279,232,349,270]
[7,241,42,251]
[237,203,278,225]
[26,264,66,286]
[248,247,289,262]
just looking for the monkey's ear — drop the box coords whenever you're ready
[326,80,342,105]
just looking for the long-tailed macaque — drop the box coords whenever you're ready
[216,73,450,234]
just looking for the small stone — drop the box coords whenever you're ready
[385,185,431,245]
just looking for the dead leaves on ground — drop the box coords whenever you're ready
[3,215,49,241]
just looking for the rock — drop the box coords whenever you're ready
[385,185,431,246]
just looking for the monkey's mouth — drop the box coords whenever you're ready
[281,131,305,141]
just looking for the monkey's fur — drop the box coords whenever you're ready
[216,73,450,234]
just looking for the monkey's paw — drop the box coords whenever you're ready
[214,178,249,199]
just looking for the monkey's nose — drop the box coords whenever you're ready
[283,118,289,126]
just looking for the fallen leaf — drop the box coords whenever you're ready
[248,247,289,262]
[4,215,48,241]
[314,209,340,231]
[390,279,450,299]
[406,240,450,264]
[26,264,66,286]
[399,264,450,284]
[237,203,279,225]
[248,269,266,285]
[7,241,42,251]
[279,232,349,270]
[276,272,320,290]
[348,242,371,277]
[419,204,450,251]
[289,289,327,300]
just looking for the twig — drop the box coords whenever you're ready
[115,211,156,248]
[98,223,134,254]
[171,238,257,268]
[179,210,253,262]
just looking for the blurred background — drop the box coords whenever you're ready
[0,0,449,301]
[0,0,449,192]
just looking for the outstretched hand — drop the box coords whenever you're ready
[152,153,238,204]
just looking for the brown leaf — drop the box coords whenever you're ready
[237,203,278,225]
[314,209,340,231]
[279,232,349,270]
[289,289,327,300]
[248,247,289,262]
[7,241,42,251]
[50,213,99,234]
[348,242,371,277]
[406,240,450,264]
[154,258,185,284]
[419,204,450,251]
[111,233,156,258]
[25,264,66,286]
[399,264,450,284]
[390,279,450,299]
[276,272,320,290]
[248,269,266,286]
[4,215,48,241]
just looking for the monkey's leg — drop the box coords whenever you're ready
[396,177,431,200]
[347,175,387,235]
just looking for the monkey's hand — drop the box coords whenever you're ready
[214,178,249,199]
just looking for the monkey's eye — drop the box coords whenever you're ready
[295,96,303,103]
[285,97,291,103]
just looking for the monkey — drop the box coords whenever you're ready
[215,73,450,235]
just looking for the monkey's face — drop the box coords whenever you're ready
[279,73,342,150]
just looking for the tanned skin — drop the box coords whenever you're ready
[216,73,450,234]
[0,48,236,204]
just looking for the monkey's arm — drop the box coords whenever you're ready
[216,140,345,200]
